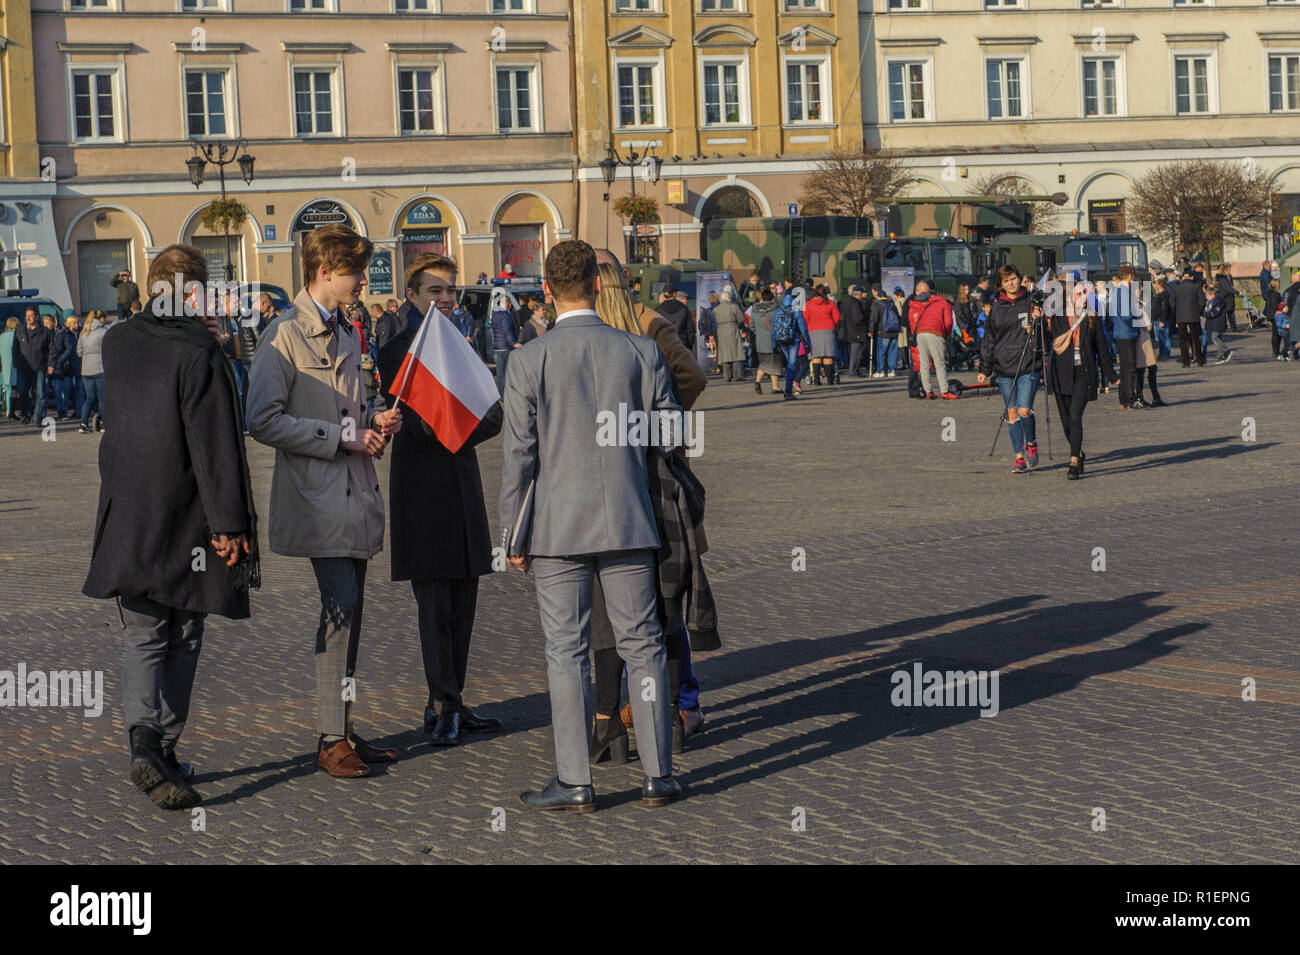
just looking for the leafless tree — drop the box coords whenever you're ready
[1128,159,1277,264]
[797,146,917,218]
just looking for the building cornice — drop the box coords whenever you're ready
[57,42,133,54]
[171,42,244,54]
[281,42,352,54]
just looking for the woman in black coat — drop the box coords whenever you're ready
[1047,285,1118,480]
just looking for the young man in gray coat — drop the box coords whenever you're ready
[500,240,682,812]
[246,225,403,779]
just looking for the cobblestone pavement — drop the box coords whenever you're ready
[1,328,1297,864]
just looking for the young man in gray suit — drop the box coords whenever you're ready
[501,240,683,811]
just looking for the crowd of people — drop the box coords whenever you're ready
[6,223,1298,816]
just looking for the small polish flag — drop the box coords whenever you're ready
[389,305,500,452]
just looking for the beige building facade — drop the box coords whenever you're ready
[34,0,577,313]
[863,0,1300,266]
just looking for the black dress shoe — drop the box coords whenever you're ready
[1067,463,1081,480]
[428,711,461,746]
[460,708,502,733]
[642,775,683,807]
[519,777,596,813]
[129,727,201,811]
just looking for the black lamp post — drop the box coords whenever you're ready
[186,138,256,282]
[602,140,661,264]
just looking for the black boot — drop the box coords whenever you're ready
[589,716,629,766]
[812,364,823,386]
[825,363,838,385]
[1148,368,1167,406]
[129,726,201,810]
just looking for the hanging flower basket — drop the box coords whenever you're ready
[613,195,659,225]
[199,197,249,234]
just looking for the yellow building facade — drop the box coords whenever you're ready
[574,0,866,263]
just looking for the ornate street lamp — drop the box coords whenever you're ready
[186,138,256,282]
[603,140,661,264]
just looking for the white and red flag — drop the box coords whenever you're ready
[389,305,500,452]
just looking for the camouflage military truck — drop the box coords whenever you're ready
[626,259,712,311]
[881,198,1034,246]
[989,232,1150,284]
[703,216,981,299]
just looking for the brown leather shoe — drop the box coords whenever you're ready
[680,707,705,738]
[318,737,370,777]
[347,731,398,764]
[619,701,634,729]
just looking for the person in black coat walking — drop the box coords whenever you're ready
[1216,269,1237,332]
[1047,286,1118,479]
[1170,271,1207,367]
[82,244,258,812]
[376,253,504,746]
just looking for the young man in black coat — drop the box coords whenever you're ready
[377,253,504,746]
[841,285,872,377]
[83,244,257,811]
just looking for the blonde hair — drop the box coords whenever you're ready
[81,310,106,337]
[4,317,17,331]
[595,263,643,337]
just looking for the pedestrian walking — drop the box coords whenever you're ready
[13,306,52,425]
[246,224,405,780]
[490,288,520,397]
[748,289,783,394]
[0,317,16,419]
[1047,282,1117,480]
[51,315,81,419]
[803,284,841,385]
[83,243,258,812]
[977,265,1046,474]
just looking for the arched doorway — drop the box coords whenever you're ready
[492,192,559,279]
[287,198,362,290]
[392,195,463,294]
[699,185,763,225]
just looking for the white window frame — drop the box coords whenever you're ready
[1080,0,1120,6]
[783,0,827,10]
[1079,53,1126,118]
[983,55,1030,121]
[782,53,834,126]
[698,0,744,11]
[885,0,927,9]
[1266,49,1300,112]
[883,56,933,124]
[178,0,229,11]
[287,0,337,11]
[699,55,751,127]
[291,67,342,138]
[182,66,238,138]
[614,0,660,11]
[67,64,125,143]
[65,0,117,10]
[1171,50,1218,116]
[393,0,438,9]
[612,54,666,131]
[490,0,534,13]
[493,63,540,133]
[1172,0,1212,6]
[982,0,1024,8]
[393,63,446,135]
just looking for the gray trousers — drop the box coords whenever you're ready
[531,550,671,786]
[120,596,205,754]
[916,332,950,395]
[310,557,367,736]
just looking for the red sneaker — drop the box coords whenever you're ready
[1011,456,1028,474]
[1025,442,1039,468]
